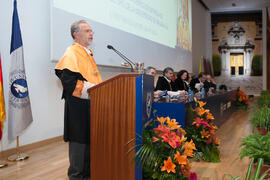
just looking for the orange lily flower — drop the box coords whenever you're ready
[178,127,186,136]
[200,129,210,139]
[212,125,218,130]
[180,160,191,177]
[167,118,180,130]
[177,135,186,144]
[157,117,167,126]
[214,137,220,145]
[183,140,197,157]
[161,157,176,173]
[184,140,197,151]
[184,148,194,157]
[209,129,215,135]
[152,136,159,142]
[174,151,187,165]
[197,108,207,116]
[198,101,206,107]
[206,112,214,120]
[238,97,243,102]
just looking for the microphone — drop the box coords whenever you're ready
[107,45,113,50]
[107,45,135,72]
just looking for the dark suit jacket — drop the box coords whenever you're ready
[190,78,209,93]
[174,78,188,91]
[208,81,216,89]
[155,76,176,91]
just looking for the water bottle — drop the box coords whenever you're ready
[188,88,192,101]
[201,87,205,99]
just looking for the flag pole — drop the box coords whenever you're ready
[7,136,29,161]
[0,141,7,168]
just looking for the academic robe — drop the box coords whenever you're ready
[55,43,102,144]
[174,78,188,91]
[155,76,176,91]
[190,78,209,93]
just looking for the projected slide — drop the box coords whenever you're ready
[54,0,177,48]
[177,0,192,51]
[51,0,192,70]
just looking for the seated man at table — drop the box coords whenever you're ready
[145,66,157,76]
[155,67,176,91]
[190,72,209,93]
[206,74,217,93]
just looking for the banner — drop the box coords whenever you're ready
[8,0,33,141]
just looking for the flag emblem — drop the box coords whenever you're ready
[9,70,30,108]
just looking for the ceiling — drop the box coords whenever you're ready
[201,0,270,12]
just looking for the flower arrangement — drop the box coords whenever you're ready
[235,88,249,109]
[185,98,220,162]
[134,116,197,180]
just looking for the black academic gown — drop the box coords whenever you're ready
[155,76,176,91]
[55,69,90,144]
[190,78,210,93]
[189,78,200,93]
[174,78,188,91]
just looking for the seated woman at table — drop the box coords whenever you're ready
[174,70,189,91]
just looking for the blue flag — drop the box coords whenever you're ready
[8,0,33,141]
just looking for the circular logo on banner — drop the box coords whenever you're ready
[9,70,30,108]
[11,79,28,98]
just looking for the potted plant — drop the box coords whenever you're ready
[257,91,270,108]
[223,158,270,180]
[251,55,263,76]
[185,98,220,162]
[213,55,222,76]
[239,133,270,178]
[234,88,249,109]
[250,106,270,135]
[128,116,197,180]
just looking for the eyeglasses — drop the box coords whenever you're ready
[81,29,94,34]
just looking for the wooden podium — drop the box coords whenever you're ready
[88,74,154,180]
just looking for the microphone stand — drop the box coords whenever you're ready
[108,46,135,72]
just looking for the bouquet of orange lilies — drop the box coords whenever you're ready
[235,88,249,109]
[185,98,220,162]
[133,116,197,180]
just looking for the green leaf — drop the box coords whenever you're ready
[254,158,264,179]
[244,158,254,180]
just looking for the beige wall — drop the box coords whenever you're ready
[212,21,262,56]
[192,0,212,74]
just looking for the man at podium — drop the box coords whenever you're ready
[55,20,102,180]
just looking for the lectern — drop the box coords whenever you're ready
[88,74,154,180]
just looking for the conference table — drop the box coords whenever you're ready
[153,90,237,129]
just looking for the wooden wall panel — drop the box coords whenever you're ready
[89,75,137,180]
